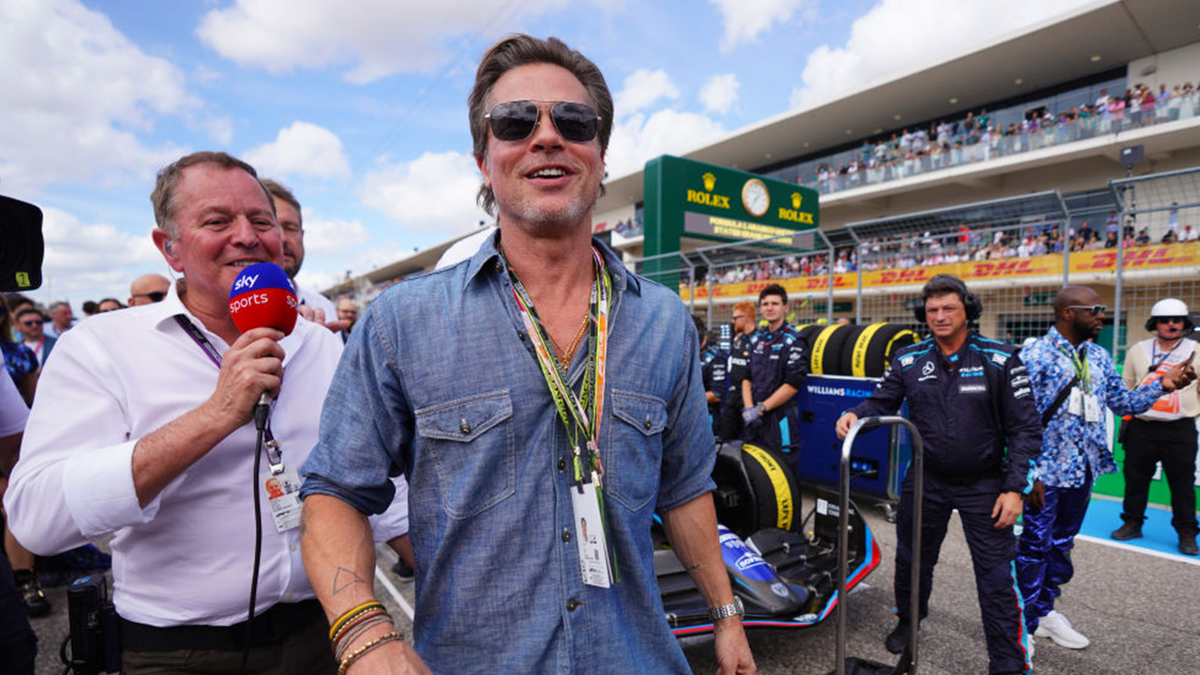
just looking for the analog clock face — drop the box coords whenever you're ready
[742,179,770,218]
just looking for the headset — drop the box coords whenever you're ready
[913,274,982,323]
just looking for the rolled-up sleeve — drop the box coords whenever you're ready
[656,310,717,514]
[5,331,163,555]
[301,301,412,516]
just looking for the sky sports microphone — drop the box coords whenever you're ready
[227,262,298,425]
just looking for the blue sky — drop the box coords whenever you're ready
[1,0,1095,308]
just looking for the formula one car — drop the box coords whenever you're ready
[655,440,881,636]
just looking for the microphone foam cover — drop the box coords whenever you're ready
[227,262,298,336]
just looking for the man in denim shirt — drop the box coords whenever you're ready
[1017,286,1193,652]
[299,35,754,675]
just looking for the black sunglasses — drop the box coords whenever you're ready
[1156,316,1186,324]
[485,100,601,143]
[21,319,43,326]
[1066,304,1107,316]
[133,291,167,302]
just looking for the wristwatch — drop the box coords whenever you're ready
[708,597,744,622]
[755,402,766,415]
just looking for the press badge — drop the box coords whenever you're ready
[259,464,303,533]
[1068,387,1084,417]
[1083,393,1101,423]
[571,476,613,588]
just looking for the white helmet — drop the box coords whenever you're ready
[1145,298,1194,331]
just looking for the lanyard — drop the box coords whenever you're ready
[503,247,611,486]
[174,315,283,472]
[1055,342,1091,390]
[1151,339,1183,369]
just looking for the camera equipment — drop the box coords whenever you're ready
[64,575,121,675]
[0,194,45,292]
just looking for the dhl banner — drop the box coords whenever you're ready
[680,243,1200,301]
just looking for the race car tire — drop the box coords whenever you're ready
[858,323,921,377]
[810,324,852,375]
[740,442,800,533]
[837,324,869,376]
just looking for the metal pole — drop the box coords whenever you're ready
[837,416,924,675]
[1113,182,1128,355]
[827,243,836,324]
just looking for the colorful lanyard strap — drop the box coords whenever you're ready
[503,247,611,487]
[174,315,282,471]
[1055,342,1091,390]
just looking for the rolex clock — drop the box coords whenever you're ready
[741,178,770,218]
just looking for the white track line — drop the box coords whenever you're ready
[1075,534,1200,566]
[374,543,416,621]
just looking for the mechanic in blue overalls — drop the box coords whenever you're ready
[717,301,758,441]
[836,274,1041,675]
[739,284,807,454]
[695,315,728,435]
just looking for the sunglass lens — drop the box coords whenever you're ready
[551,102,599,142]
[149,292,166,302]
[488,101,539,141]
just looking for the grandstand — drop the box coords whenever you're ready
[331,0,1200,361]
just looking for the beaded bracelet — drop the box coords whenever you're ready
[329,601,385,640]
[330,606,389,648]
[337,631,402,675]
[334,615,395,662]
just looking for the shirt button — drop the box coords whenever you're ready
[289,543,296,552]
[460,419,471,435]
[643,418,652,430]
[562,528,571,543]
[284,592,293,600]
[557,458,566,471]
[566,600,582,612]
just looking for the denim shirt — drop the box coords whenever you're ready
[1019,327,1162,488]
[302,233,715,674]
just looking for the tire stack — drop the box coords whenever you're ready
[804,322,921,377]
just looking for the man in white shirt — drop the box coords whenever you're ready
[260,179,338,322]
[4,152,400,675]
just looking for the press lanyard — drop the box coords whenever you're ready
[503,247,611,487]
[173,315,284,473]
[1056,343,1091,390]
[1151,339,1182,370]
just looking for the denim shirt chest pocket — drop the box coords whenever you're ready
[415,390,515,519]
[605,390,668,511]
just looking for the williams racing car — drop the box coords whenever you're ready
[654,440,881,636]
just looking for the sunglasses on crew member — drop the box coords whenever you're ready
[1066,304,1107,316]
[132,291,166,302]
[485,100,601,143]
[1156,316,1186,324]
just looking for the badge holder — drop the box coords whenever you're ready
[571,470,614,588]
[258,439,303,533]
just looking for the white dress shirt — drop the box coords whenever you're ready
[4,282,402,627]
[0,373,28,436]
[295,283,337,322]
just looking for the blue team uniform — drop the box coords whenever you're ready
[849,333,1041,675]
[700,343,728,433]
[741,322,807,453]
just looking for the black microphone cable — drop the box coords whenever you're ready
[238,392,272,675]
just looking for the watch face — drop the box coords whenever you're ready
[742,179,770,218]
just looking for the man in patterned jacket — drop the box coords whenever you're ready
[1017,286,1193,651]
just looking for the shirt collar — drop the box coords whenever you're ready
[1047,325,1087,355]
[464,229,640,296]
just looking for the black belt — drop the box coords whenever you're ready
[120,599,325,652]
[926,468,1001,487]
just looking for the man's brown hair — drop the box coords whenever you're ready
[467,34,614,216]
[261,178,302,229]
[150,151,273,238]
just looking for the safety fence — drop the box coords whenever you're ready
[646,166,1200,363]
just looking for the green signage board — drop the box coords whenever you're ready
[642,155,821,277]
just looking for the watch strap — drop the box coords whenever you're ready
[708,597,744,621]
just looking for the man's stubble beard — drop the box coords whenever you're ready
[495,178,602,237]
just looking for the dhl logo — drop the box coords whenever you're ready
[1081,247,1177,271]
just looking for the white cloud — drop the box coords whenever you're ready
[197,0,567,84]
[606,110,726,179]
[300,213,372,257]
[243,122,351,179]
[709,0,809,53]
[0,0,209,193]
[33,206,164,305]
[614,69,680,118]
[358,151,487,234]
[790,0,1097,109]
[700,74,741,115]
[202,116,235,145]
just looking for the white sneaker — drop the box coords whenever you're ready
[1035,610,1090,649]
